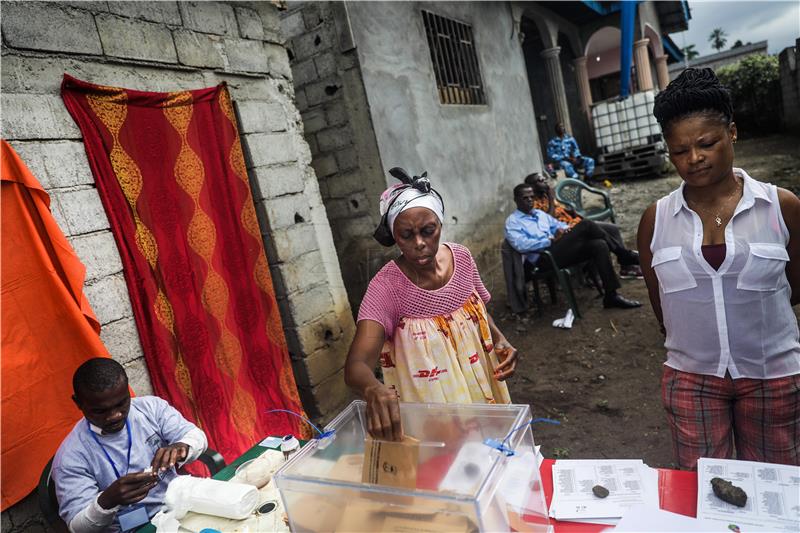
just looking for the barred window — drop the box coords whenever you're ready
[422,10,486,105]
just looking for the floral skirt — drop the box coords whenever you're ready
[379,292,511,404]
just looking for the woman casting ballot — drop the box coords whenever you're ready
[345,168,518,441]
[638,68,800,469]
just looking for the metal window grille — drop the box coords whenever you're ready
[422,10,486,105]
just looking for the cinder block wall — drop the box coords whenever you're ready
[281,2,394,314]
[1,2,354,528]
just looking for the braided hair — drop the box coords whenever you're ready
[653,68,733,134]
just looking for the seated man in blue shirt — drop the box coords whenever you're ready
[505,183,640,309]
[547,122,595,180]
[53,358,207,532]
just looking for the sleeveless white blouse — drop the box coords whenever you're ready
[650,168,800,379]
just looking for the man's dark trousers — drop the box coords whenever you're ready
[531,220,620,293]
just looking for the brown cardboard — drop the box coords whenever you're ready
[362,435,420,489]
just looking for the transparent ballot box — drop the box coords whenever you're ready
[274,401,550,532]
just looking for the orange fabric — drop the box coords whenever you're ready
[1,140,110,509]
[533,196,582,228]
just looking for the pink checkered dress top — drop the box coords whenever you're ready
[357,243,510,404]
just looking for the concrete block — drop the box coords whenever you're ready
[1,2,103,55]
[178,1,238,36]
[280,10,306,40]
[282,283,334,326]
[320,197,348,219]
[235,100,287,133]
[1,94,81,140]
[85,273,133,325]
[70,231,123,281]
[301,4,324,30]
[96,14,177,63]
[292,58,317,86]
[311,153,337,177]
[325,102,348,127]
[234,6,264,40]
[123,357,154,396]
[300,345,347,388]
[203,72,279,101]
[288,309,346,354]
[334,147,358,171]
[224,38,269,73]
[265,42,293,79]
[291,24,335,61]
[336,216,374,242]
[243,132,297,167]
[101,317,144,365]
[257,192,311,231]
[58,2,110,12]
[174,29,225,69]
[317,125,352,152]
[264,222,318,263]
[345,191,369,216]
[1,53,206,95]
[47,197,71,237]
[305,134,318,155]
[301,109,327,134]
[107,1,181,25]
[250,2,282,43]
[252,164,305,200]
[305,79,341,107]
[8,140,92,189]
[294,88,309,112]
[304,370,351,420]
[314,52,337,78]
[270,249,325,296]
[56,188,110,236]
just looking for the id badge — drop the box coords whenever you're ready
[118,504,150,532]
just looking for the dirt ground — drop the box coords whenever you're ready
[487,135,800,469]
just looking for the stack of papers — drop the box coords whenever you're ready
[549,459,659,525]
[697,457,800,532]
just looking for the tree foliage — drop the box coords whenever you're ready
[717,54,781,134]
[681,44,699,60]
[709,28,728,52]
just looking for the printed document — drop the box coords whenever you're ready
[550,459,658,522]
[696,458,800,532]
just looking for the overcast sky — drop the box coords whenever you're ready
[670,1,799,56]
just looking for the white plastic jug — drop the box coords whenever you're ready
[163,475,259,520]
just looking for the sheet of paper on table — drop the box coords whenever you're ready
[549,459,659,525]
[696,457,800,532]
[613,505,724,532]
[258,436,282,448]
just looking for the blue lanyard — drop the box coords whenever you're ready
[88,419,132,479]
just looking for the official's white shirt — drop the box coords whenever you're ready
[650,168,800,379]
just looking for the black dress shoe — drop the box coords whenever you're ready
[603,293,642,309]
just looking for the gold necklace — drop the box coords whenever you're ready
[687,178,742,227]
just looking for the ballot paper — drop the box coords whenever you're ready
[696,457,800,532]
[549,459,659,524]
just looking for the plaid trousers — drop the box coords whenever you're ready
[662,366,800,469]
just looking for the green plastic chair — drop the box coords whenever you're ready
[527,249,583,319]
[555,178,616,223]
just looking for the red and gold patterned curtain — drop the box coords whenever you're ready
[61,74,308,461]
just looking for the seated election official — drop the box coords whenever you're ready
[52,358,207,532]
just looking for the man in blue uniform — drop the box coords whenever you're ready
[546,122,595,180]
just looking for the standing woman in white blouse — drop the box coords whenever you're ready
[637,68,800,469]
